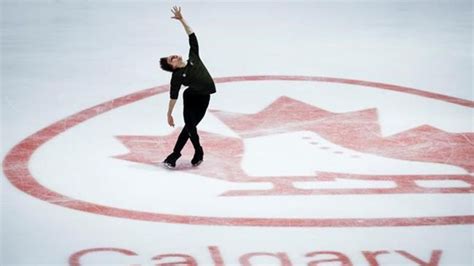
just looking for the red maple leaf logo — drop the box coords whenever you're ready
[114,96,474,196]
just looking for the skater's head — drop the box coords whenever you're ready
[160,55,184,72]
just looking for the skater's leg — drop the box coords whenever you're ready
[184,113,202,152]
[185,122,204,166]
[163,92,193,167]
[186,94,210,166]
[172,127,189,154]
[194,94,210,125]
[164,128,186,167]
[169,90,210,166]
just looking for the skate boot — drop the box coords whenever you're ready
[163,152,181,168]
[191,148,204,167]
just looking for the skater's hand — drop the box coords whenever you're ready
[170,6,193,35]
[171,6,183,20]
[167,114,175,127]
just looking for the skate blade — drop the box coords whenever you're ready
[192,160,203,167]
[163,162,176,169]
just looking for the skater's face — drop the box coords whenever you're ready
[167,55,183,69]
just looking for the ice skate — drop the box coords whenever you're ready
[163,152,181,169]
[191,148,203,167]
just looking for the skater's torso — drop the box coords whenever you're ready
[170,33,216,100]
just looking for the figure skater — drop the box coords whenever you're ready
[159,6,216,168]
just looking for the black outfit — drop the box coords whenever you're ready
[166,33,215,165]
[170,33,216,99]
[173,90,210,155]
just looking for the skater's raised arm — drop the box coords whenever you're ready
[171,6,194,35]
[171,6,198,56]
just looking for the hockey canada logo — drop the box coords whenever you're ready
[3,75,474,227]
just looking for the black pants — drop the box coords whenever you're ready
[173,89,210,154]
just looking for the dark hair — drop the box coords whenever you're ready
[160,57,174,72]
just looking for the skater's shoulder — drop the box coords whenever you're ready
[171,67,185,77]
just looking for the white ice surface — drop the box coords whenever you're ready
[26,92,471,219]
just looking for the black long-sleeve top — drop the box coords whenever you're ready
[169,33,216,100]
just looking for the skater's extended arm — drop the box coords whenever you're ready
[167,99,177,127]
[171,6,198,55]
[171,6,194,35]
